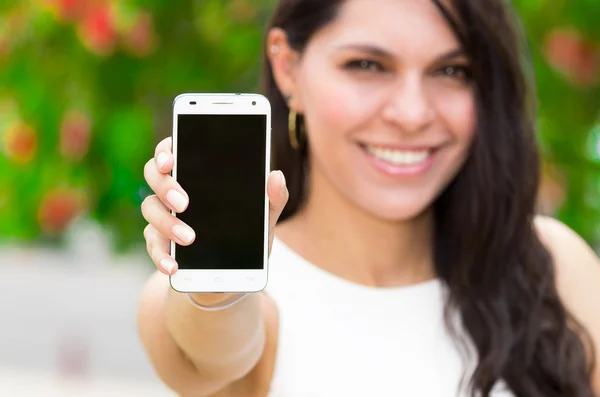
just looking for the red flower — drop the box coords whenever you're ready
[544,29,599,87]
[122,11,156,57]
[3,122,37,164]
[60,110,91,162]
[77,2,116,56]
[37,188,87,235]
[45,0,86,21]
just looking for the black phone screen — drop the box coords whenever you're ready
[174,114,267,270]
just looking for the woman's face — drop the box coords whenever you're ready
[278,0,476,221]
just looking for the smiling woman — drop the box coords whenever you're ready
[137,0,600,396]
[266,0,477,225]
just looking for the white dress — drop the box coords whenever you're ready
[264,237,515,397]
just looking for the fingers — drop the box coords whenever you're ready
[143,137,179,276]
[143,158,189,214]
[144,224,178,275]
[267,170,289,255]
[144,137,189,215]
[141,195,196,247]
[154,137,173,174]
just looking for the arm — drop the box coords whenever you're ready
[535,216,600,394]
[137,271,278,397]
[138,137,287,396]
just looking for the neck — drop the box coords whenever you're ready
[276,169,436,288]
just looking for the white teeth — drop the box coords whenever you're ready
[365,145,430,165]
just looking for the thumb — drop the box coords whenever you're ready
[267,170,289,255]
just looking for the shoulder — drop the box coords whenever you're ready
[534,215,593,253]
[534,215,600,392]
[534,215,600,285]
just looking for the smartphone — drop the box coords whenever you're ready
[169,93,271,293]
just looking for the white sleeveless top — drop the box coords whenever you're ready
[264,237,515,397]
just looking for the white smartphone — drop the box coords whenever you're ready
[169,93,271,293]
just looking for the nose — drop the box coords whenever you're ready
[382,74,435,134]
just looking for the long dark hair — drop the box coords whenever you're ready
[261,0,596,396]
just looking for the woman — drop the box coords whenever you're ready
[138,0,600,396]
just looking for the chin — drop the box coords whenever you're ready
[361,196,436,223]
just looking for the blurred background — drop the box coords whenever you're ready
[0,0,598,395]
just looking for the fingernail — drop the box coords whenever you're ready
[160,259,177,275]
[167,190,188,212]
[172,225,195,244]
[157,152,168,170]
[278,171,286,195]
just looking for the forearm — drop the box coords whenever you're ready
[164,289,266,381]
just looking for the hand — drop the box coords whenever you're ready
[141,137,289,276]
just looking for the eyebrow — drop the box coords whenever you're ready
[336,44,467,62]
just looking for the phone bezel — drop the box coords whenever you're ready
[169,93,271,293]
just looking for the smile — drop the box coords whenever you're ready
[364,145,431,165]
[359,143,438,177]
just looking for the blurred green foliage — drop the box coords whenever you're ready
[511,0,600,246]
[0,0,598,252]
[0,0,275,251]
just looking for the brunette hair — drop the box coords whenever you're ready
[261,1,596,396]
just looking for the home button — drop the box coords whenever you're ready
[214,277,225,283]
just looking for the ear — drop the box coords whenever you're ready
[266,28,304,113]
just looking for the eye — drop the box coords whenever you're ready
[436,65,472,81]
[343,59,385,72]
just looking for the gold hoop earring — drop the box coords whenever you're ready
[288,108,300,150]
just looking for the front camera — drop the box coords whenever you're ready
[252,101,256,106]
